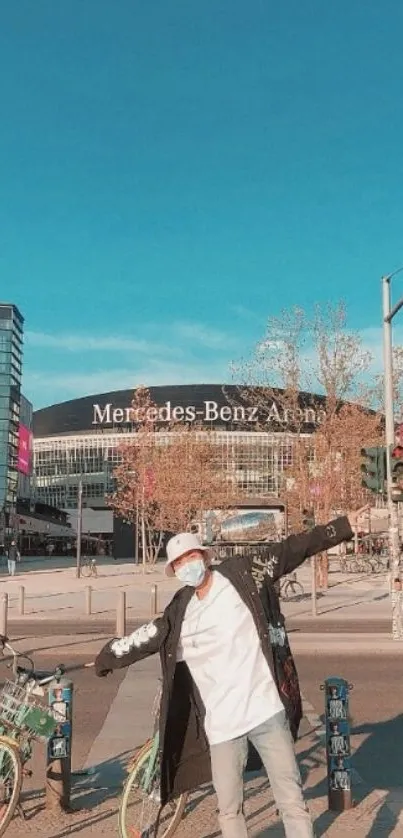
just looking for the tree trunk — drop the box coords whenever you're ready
[315,551,329,589]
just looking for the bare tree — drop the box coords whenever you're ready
[372,345,403,428]
[109,387,237,567]
[234,303,381,587]
[108,386,163,567]
[285,403,382,531]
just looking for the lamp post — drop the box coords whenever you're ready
[382,269,403,639]
[76,479,83,579]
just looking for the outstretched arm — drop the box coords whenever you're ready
[267,516,353,581]
[256,506,369,582]
[95,617,167,676]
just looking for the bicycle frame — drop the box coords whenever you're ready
[142,731,160,792]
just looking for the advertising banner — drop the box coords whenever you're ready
[18,424,33,475]
[200,507,284,544]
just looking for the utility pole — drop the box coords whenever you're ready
[382,273,403,639]
[141,507,147,575]
[76,479,83,579]
[135,502,139,565]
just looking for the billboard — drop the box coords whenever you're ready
[18,424,33,475]
[197,507,285,544]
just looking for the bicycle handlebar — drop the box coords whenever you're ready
[0,636,65,684]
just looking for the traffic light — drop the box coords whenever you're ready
[391,445,403,502]
[361,447,386,494]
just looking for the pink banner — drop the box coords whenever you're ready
[18,425,32,475]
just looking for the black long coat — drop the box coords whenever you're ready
[96,516,352,804]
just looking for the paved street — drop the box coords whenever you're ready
[0,632,401,836]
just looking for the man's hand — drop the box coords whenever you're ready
[347,504,371,530]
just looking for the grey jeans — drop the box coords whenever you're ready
[210,710,314,838]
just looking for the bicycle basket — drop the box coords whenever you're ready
[0,681,64,740]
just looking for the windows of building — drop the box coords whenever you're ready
[34,430,309,510]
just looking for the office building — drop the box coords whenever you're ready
[0,303,24,540]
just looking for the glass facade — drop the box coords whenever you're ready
[34,429,305,510]
[0,305,24,530]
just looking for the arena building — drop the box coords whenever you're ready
[32,384,325,546]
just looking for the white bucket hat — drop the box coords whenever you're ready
[165,532,210,577]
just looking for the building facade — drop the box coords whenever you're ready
[0,303,24,540]
[33,385,322,538]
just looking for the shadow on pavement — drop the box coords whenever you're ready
[284,714,403,837]
[51,807,119,837]
[352,714,403,837]
[250,714,403,837]
[16,751,132,836]
[71,749,132,806]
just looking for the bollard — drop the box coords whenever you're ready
[321,676,353,811]
[85,585,92,616]
[0,594,8,637]
[116,591,126,637]
[46,677,73,812]
[150,584,158,617]
[18,586,25,616]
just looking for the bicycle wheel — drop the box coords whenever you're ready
[347,559,359,573]
[289,581,304,599]
[118,738,187,838]
[280,582,292,601]
[0,738,22,836]
[81,563,91,578]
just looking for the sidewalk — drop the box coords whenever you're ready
[0,557,396,630]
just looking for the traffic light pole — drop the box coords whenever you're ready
[382,274,403,639]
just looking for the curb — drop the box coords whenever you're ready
[290,633,403,654]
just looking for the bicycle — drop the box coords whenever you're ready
[279,572,304,601]
[81,557,98,578]
[0,637,65,835]
[118,679,188,838]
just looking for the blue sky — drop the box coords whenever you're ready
[2,1,403,408]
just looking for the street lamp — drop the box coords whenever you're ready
[382,269,403,640]
[76,478,83,579]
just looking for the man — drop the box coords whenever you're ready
[327,685,347,721]
[330,756,350,791]
[328,721,349,757]
[6,541,19,577]
[95,507,366,838]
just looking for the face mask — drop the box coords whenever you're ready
[175,557,206,587]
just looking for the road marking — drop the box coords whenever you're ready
[83,656,160,787]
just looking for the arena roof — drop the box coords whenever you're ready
[33,384,327,438]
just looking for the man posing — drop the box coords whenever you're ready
[95,509,365,838]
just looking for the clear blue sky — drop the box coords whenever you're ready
[2,0,403,408]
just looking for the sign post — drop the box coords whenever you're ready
[321,676,353,811]
[46,678,73,812]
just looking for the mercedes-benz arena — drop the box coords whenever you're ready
[33,384,324,547]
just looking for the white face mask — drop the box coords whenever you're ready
[174,557,206,587]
